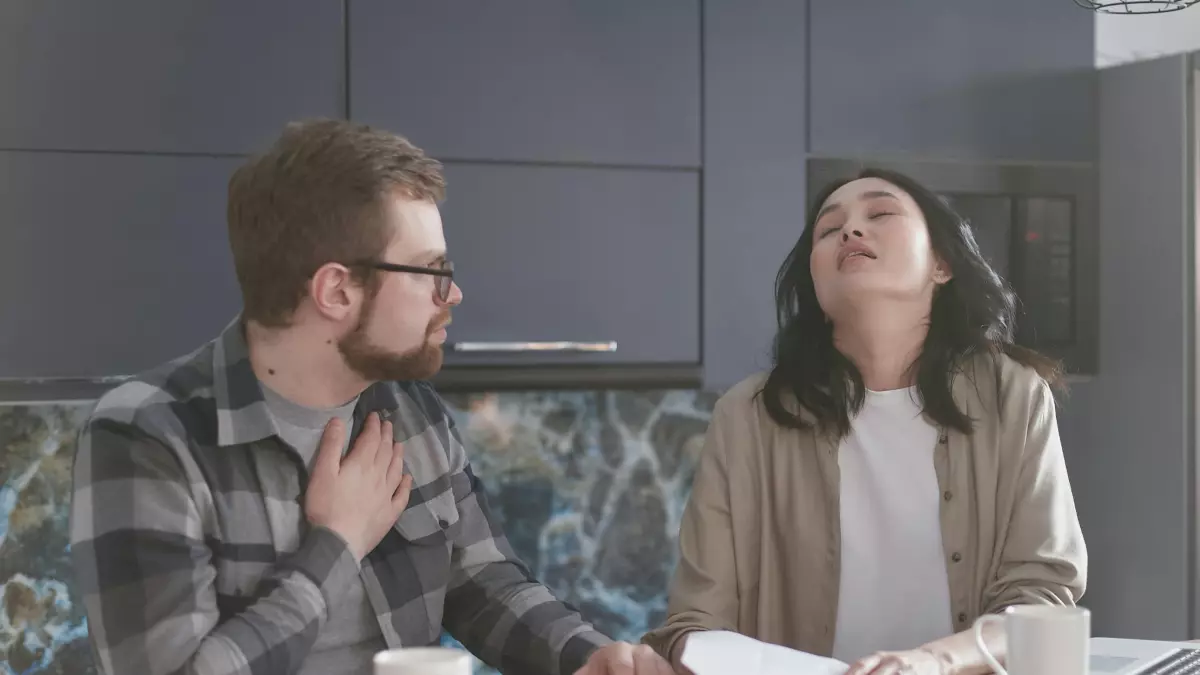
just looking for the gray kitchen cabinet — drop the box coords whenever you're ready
[1062,53,1196,641]
[349,0,701,167]
[0,151,243,380]
[0,0,342,154]
[437,162,700,376]
[700,0,809,392]
[807,0,1095,162]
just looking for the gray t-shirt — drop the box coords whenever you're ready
[261,384,386,675]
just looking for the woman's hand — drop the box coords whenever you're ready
[845,648,946,675]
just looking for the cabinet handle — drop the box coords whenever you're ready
[451,341,618,353]
[0,375,133,385]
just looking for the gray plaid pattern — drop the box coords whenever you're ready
[69,319,609,674]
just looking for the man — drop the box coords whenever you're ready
[69,119,673,675]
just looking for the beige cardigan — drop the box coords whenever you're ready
[643,354,1087,662]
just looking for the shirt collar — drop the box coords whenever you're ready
[211,315,405,447]
[213,315,276,447]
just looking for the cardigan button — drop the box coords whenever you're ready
[943,491,953,502]
[958,612,968,624]
[951,552,963,563]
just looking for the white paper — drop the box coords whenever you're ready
[681,631,850,675]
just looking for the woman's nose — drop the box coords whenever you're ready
[841,229,864,242]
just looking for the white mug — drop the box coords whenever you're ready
[373,646,473,675]
[973,605,1091,675]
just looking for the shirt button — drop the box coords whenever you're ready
[438,518,450,529]
[951,552,963,563]
[943,490,953,501]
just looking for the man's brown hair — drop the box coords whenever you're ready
[227,118,446,327]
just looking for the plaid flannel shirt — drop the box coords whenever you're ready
[69,319,610,674]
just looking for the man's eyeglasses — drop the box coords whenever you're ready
[359,259,455,303]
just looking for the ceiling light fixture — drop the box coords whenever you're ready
[1073,0,1198,13]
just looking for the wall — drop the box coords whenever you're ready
[1096,8,1200,68]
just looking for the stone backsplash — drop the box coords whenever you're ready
[0,388,715,675]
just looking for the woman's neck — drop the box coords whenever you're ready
[832,303,929,391]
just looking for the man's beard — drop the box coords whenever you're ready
[338,297,449,382]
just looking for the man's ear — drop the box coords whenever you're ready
[309,262,359,321]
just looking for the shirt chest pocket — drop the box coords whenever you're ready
[361,481,463,643]
[393,478,462,546]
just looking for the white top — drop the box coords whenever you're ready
[831,387,954,664]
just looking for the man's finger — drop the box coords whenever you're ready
[314,417,346,475]
[385,441,406,489]
[375,420,394,469]
[391,474,414,513]
[349,412,381,463]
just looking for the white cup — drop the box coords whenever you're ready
[373,646,473,675]
[973,605,1090,675]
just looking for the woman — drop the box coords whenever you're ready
[643,168,1086,675]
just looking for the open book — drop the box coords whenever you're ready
[681,631,850,675]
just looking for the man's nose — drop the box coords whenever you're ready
[446,280,464,306]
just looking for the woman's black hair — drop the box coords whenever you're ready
[760,167,1061,437]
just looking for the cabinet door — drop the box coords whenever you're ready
[1066,54,1194,641]
[0,0,342,154]
[700,0,809,391]
[0,152,243,379]
[350,0,701,167]
[440,163,700,367]
[808,0,1095,162]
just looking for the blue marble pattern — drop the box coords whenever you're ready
[0,404,92,675]
[0,389,715,675]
